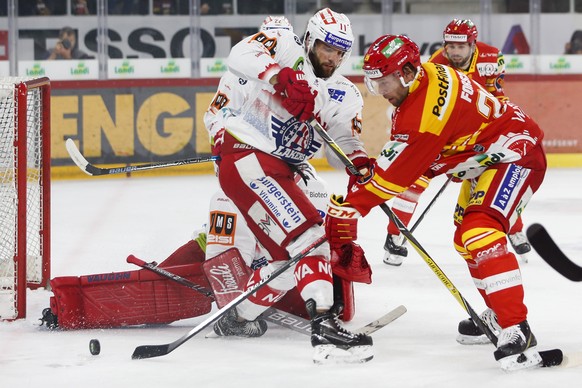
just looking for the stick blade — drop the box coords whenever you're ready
[540,348,563,367]
[132,344,172,360]
[527,223,582,281]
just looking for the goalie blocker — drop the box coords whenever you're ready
[44,236,362,329]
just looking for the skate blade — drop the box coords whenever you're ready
[517,251,532,264]
[383,256,404,266]
[498,348,542,372]
[313,345,373,365]
[456,334,492,345]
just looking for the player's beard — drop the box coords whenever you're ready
[309,51,336,79]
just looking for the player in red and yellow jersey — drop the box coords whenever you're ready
[326,35,547,371]
[383,19,531,267]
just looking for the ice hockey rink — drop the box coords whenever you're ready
[1,168,581,387]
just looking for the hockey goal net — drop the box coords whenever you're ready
[0,77,51,320]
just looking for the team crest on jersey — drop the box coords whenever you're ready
[270,116,322,163]
[238,78,248,86]
[208,211,237,245]
[328,88,346,102]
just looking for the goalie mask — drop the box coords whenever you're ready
[443,19,478,45]
[260,15,293,33]
[303,8,353,77]
[363,34,421,93]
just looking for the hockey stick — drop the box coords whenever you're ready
[128,256,407,337]
[310,119,563,367]
[65,138,218,176]
[131,235,326,359]
[526,223,582,281]
[126,254,310,335]
[410,177,451,233]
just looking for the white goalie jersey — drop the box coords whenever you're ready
[223,28,367,167]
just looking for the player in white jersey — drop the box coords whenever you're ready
[206,9,373,364]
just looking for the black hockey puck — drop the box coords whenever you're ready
[89,339,101,355]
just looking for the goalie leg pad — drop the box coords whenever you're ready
[50,263,212,329]
[294,256,334,311]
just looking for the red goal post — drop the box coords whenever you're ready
[0,77,51,320]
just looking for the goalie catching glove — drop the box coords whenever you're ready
[274,67,317,122]
[326,194,372,284]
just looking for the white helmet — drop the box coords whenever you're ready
[260,16,293,33]
[303,8,353,66]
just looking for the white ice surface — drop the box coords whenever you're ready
[2,169,581,387]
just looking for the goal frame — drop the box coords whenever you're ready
[1,77,51,320]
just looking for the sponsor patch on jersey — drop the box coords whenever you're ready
[248,176,306,231]
[492,164,523,212]
[328,88,346,103]
[248,201,287,245]
[271,116,322,164]
[351,115,362,135]
[476,62,498,76]
[251,32,278,57]
[210,92,230,110]
[207,211,237,245]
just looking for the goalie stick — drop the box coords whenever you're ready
[131,235,326,359]
[310,119,564,368]
[128,255,407,337]
[127,254,310,336]
[65,138,218,176]
[526,223,582,282]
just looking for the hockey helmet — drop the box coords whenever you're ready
[260,16,293,33]
[443,19,478,45]
[303,8,353,67]
[363,34,420,92]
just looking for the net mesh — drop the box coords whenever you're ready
[0,77,47,319]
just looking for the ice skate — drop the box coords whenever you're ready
[494,320,541,371]
[456,308,501,345]
[307,299,373,364]
[383,234,408,266]
[508,231,531,263]
[213,308,268,338]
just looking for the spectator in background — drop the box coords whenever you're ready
[565,30,582,54]
[29,0,52,15]
[72,0,90,15]
[45,27,90,60]
[201,0,232,14]
[153,0,175,14]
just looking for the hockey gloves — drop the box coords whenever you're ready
[274,67,317,122]
[326,194,372,284]
[347,156,375,191]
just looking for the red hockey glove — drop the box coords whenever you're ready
[211,128,225,159]
[326,194,360,249]
[330,242,372,284]
[326,194,371,284]
[347,157,375,191]
[274,67,317,122]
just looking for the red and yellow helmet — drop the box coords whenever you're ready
[443,19,478,45]
[363,34,420,79]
